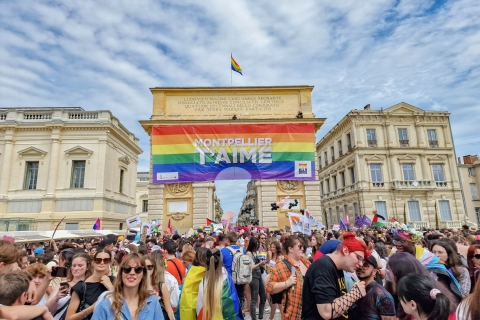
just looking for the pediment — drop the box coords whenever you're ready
[427,154,447,162]
[365,154,386,163]
[385,102,424,114]
[64,146,93,155]
[18,146,47,156]
[397,154,417,161]
[119,155,130,165]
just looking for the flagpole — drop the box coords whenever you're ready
[230,52,232,86]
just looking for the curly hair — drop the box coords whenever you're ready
[110,254,149,320]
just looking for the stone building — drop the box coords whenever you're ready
[136,172,150,222]
[317,102,466,229]
[0,107,142,231]
[457,155,480,225]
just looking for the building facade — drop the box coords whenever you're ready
[458,155,480,225]
[136,172,150,222]
[317,102,466,229]
[0,107,142,231]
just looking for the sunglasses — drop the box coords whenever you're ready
[94,258,111,264]
[146,265,155,270]
[473,254,480,259]
[260,237,266,240]
[122,266,145,274]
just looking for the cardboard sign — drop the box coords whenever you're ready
[332,224,340,231]
[126,215,142,228]
[2,235,15,243]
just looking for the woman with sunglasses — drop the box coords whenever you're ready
[145,253,174,320]
[66,249,114,320]
[91,253,164,320]
[466,244,480,292]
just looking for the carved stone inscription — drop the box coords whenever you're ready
[166,94,299,115]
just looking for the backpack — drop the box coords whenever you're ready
[227,246,252,285]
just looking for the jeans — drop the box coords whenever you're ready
[250,276,266,320]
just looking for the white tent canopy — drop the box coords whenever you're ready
[0,230,133,244]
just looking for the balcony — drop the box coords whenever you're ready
[368,140,378,148]
[372,182,385,188]
[399,140,410,147]
[436,181,448,188]
[339,150,343,157]
[409,221,430,229]
[347,144,352,151]
[439,220,463,229]
[429,140,439,148]
[391,180,436,190]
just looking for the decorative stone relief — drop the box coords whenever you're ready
[166,183,191,195]
[278,180,301,193]
[169,212,188,220]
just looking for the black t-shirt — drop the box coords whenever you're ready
[71,277,114,312]
[302,255,348,320]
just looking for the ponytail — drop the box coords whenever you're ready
[397,274,450,320]
[202,249,224,320]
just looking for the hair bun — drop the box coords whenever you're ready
[430,288,441,299]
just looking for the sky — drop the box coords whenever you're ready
[1,0,479,215]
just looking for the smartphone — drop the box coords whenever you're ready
[291,266,296,275]
[60,281,69,290]
[51,266,68,278]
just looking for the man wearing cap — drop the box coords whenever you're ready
[355,256,396,320]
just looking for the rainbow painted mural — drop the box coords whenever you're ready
[152,123,315,183]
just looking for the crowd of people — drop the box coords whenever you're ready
[0,223,480,320]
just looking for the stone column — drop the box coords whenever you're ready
[46,128,61,196]
[304,180,322,224]
[389,154,397,180]
[96,137,108,196]
[0,129,15,196]
[442,124,452,147]
[192,182,215,228]
[148,184,164,222]
[447,154,458,187]
[420,154,430,180]
[415,122,424,147]
[256,180,277,229]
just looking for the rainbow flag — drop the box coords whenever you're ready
[231,54,242,75]
[257,252,267,261]
[151,123,315,184]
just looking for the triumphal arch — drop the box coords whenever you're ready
[140,86,325,232]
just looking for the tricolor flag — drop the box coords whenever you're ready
[231,54,242,75]
[372,211,385,224]
[93,218,101,230]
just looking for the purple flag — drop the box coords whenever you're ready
[362,215,372,227]
[340,218,348,231]
[354,213,362,227]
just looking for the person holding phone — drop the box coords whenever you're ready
[47,253,92,320]
[65,250,114,320]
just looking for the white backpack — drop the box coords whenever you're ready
[227,247,252,285]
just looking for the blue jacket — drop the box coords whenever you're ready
[221,245,245,277]
[91,294,164,320]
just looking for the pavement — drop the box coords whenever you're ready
[243,308,282,320]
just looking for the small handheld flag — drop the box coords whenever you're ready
[231,54,242,75]
[93,218,101,230]
[167,219,173,234]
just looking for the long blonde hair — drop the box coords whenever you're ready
[110,254,149,320]
[146,251,166,289]
[203,249,224,320]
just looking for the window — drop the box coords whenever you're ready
[338,140,343,156]
[24,161,39,190]
[336,206,341,223]
[329,208,333,226]
[142,200,149,212]
[326,179,330,193]
[370,164,382,182]
[331,146,335,162]
[70,160,86,188]
[402,164,415,180]
[65,223,79,230]
[324,151,328,166]
[119,223,124,230]
[340,172,346,188]
[350,167,355,184]
[347,133,352,150]
[375,201,388,221]
[321,181,325,195]
[367,129,377,147]
[344,204,349,215]
[471,183,479,200]
[408,201,421,221]
[427,129,438,147]
[438,200,452,221]
[432,164,445,181]
[398,128,409,146]
[319,156,322,169]
[333,175,338,190]
[476,208,480,224]
[353,202,359,215]
[119,169,125,193]
[468,168,475,176]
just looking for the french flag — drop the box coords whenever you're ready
[93,218,101,230]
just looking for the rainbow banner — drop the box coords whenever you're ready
[231,54,242,75]
[152,123,315,183]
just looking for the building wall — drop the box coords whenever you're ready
[317,102,465,229]
[458,157,480,225]
[0,108,142,231]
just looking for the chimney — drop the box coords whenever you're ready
[464,155,473,165]
[458,157,461,164]
[364,104,371,110]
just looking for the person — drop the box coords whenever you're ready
[456,276,480,319]
[164,241,186,286]
[266,241,283,320]
[196,249,241,320]
[355,255,396,320]
[385,253,458,320]
[0,239,19,275]
[391,223,462,300]
[312,239,341,261]
[246,237,267,320]
[431,238,471,297]
[310,233,325,261]
[221,232,247,313]
[266,235,311,320]
[179,248,207,320]
[0,270,33,306]
[0,305,54,320]
[181,250,195,271]
[397,274,450,320]
[18,251,30,270]
[91,253,164,320]
[27,263,54,306]
[301,232,368,320]
[47,252,92,320]
[65,249,114,320]
[466,244,480,291]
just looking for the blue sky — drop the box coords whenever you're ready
[1,0,479,214]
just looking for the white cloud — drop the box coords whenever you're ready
[1,0,479,215]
